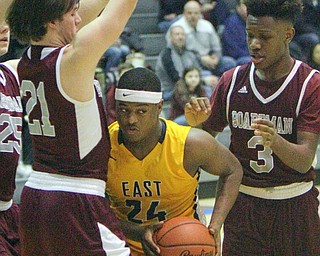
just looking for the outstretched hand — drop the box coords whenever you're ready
[184,97,212,127]
[141,222,164,256]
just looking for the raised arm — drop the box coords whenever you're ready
[184,128,243,255]
[72,0,137,68]
[62,0,138,101]
[77,0,110,29]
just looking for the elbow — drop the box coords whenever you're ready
[296,163,314,174]
[295,156,316,174]
[228,162,243,185]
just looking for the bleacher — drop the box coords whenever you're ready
[126,0,166,70]
[124,0,239,70]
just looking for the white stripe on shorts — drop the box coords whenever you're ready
[239,181,313,200]
[25,171,106,197]
[0,199,13,211]
[97,222,130,256]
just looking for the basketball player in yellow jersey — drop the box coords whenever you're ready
[106,67,243,256]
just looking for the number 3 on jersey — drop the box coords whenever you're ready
[22,80,55,137]
[248,135,274,173]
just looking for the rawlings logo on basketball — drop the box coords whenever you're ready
[180,250,214,256]
[153,216,216,256]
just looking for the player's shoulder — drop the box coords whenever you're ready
[0,60,20,85]
[216,63,251,91]
[2,59,19,71]
[297,61,320,84]
[163,118,191,140]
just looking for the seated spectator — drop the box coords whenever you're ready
[156,25,218,102]
[170,1,236,77]
[200,0,231,34]
[307,42,320,70]
[170,67,211,126]
[157,0,188,33]
[101,38,131,74]
[293,0,320,61]
[222,0,250,65]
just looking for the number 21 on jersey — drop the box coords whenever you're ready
[22,80,55,137]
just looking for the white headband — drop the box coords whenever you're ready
[115,89,162,103]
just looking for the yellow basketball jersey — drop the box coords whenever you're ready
[106,119,203,255]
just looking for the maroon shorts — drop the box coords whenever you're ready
[20,186,129,256]
[0,203,20,256]
[223,186,320,256]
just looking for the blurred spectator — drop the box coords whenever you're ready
[105,62,134,124]
[307,42,320,70]
[120,27,144,53]
[222,0,250,65]
[200,0,231,34]
[293,0,320,60]
[101,39,131,74]
[170,1,236,77]
[156,25,218,102]
[170,67,211,125]
[157,0,187,33]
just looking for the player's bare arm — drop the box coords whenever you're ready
[185,96,212,127]
[252,119,319,173]
[77,0,110,30]
[184,128,243,255]
[61,0,138,101]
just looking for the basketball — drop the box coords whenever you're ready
[153,216,216,256]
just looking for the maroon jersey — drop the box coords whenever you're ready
[18,46,110,180]
[204,60,320,187]
[0,63,22,201]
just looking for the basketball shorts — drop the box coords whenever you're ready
[0,203,20,256]
[19,186,130,256]
[223,186,320,256]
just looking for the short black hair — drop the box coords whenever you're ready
[117,67,161,92]
[242,0,303,24]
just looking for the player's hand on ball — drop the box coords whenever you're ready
[141,222,163,256]
[208,226,221,256]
